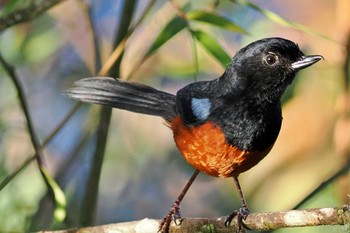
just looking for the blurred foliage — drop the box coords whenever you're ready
[0,0,349,232]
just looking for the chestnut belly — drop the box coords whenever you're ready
[171,116,274,177]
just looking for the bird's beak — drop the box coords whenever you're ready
[291,55,324,70]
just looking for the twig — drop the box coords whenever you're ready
[78,0,102,74]
[99,0,157,77]
[0,0,67,31]
[79,0,138,226]
[0,154,36,190]
[126,0,191,80]
[0,53,46,170]
[36,205,350,233]
[0,52,65,219]
[0,53,42,163]
[0,103,81,191]
[0,51,68,221]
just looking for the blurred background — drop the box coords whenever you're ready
[0,0,349,232]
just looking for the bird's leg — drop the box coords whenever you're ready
[159,169,200,233]
[225,176,250,232]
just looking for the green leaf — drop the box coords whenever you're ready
[192,30,231,68]
[1,0,25,15]
[237,0,332,41]
[144,16,187,59]
[187,10,247,34]
[41,167,67,222]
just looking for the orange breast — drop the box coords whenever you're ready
[171,116,274,177]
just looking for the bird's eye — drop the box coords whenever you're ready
[264,53,278,66]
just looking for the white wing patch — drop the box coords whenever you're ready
[191,98,212,121]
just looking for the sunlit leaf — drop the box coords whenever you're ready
[41,167,67,222]
[144,15,187,59]
[236,0,332,41]
[187,10,247,34]
[191,30,231,68]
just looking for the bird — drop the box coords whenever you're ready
[65,37,323,232]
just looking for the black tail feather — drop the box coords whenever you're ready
[64,77,177,121]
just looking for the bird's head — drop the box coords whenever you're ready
[222,37,323,103]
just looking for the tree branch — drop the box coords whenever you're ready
[36,205,350,232]
[0,0,67,31]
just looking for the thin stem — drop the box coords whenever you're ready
[80,0,138,226]
[79,0,102,74]
[0,103,81,191]
[101,0,157,78]
[0,155,36,190]
[0,53,57,201]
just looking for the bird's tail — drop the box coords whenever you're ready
[65,77,177,121]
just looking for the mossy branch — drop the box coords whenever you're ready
[37,205,350,233]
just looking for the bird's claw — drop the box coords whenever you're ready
[159,201,183,233]
[225,206,249,232]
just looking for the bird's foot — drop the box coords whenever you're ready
[224,206,249,232]
[158,201,183,233]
